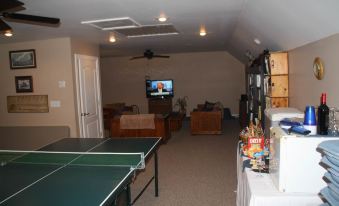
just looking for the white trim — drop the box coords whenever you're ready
[144,137,162,158]
[102,25,139,30]
[127,32,179,38]
[74,54,104,138]
[0,139,107,204]
[81,17,141,30]
[0,138,148,204]
[0,161,70,204]
[99,137,161,206]
[74,54,83,137]
[0,150,144,156]
[98,138,161,206]
[99,169,135,206]
[125,24,179,38]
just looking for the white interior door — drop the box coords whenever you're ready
[75,54,103,138]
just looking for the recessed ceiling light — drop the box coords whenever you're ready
[109,35,116,43]
[199,25,206,36]
[199,31,206,36]
[254,38,261,45]
[4,30,13,37]
[157,16,167,22]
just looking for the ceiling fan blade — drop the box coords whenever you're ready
[130,50,170,60]
[130,56,146,60]
[3,13,60,24]
[153,55,170,58]
[0,19,12,32]
[0,0,23,12]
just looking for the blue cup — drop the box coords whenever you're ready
[304,106,316,125]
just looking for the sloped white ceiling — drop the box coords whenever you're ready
[228,0,339,62]
[0,0,338,63]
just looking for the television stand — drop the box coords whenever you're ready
[169,112,185,131]
[148,98,172,115]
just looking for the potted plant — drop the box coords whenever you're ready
[174,96,188,115]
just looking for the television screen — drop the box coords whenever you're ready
[146,79,174,98]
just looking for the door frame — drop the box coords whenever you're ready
[74,54,104,138]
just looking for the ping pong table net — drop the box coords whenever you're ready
[0,150,145,170]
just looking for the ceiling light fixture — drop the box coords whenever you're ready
[254,38,261,45]
[157,16,167,22]
[199,26,206,36]
[109,35,116,43]
[4,30,13,37]
[200,31,206,36]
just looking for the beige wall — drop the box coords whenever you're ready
[289,34,339,111]
[0,38,77,135]
[101,51,245,115]
[71,38,100,57]
[0,37,99,137]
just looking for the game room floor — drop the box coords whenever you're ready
[130,119,239,206]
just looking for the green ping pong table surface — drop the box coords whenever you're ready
[0,137,161,206]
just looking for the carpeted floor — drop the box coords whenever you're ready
[131,119,240,206]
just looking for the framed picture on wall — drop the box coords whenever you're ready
[15,76,33,93]
[9,49,37,69]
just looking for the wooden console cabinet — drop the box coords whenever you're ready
[111,114,171,142]
[148,98,172,114]
[169,112,185,131]
[265,52,289,108]
[190,110,222,135]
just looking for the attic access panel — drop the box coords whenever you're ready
[114,24,179,38]
[81,17,140,30]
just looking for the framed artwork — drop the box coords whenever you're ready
[9,49,36,69]
[7,95,49,113]
[15,76,33,93]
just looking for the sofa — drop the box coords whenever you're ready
[111,114,171,142]
[190,102,223,135]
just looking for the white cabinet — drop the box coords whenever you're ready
[270,127,339,193]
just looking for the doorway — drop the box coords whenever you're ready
[74,54,103,138]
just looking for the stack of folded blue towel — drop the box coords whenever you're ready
[317,140,339,206]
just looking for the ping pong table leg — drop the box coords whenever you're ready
[131,150,159,205]
[154,150,159,197]
[127,185,132,206]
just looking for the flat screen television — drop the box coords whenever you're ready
[146,79,174,98]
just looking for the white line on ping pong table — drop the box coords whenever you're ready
[99,169,136,206]
[99,137,162,206]
[0,149,145,155]
[144,137,162,158]
[0,138,146,204]
[0,138,104,204]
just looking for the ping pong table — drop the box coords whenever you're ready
[0,137,161,206]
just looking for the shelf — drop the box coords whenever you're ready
[148,98,172,114]
[245,50,289,129]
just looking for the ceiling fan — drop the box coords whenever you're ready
[0,0,60,35]
[130,50,170,60]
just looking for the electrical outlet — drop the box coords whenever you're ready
[58,81,66,88]
[50,100,61,108]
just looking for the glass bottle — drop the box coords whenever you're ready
[317,93,329,135]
